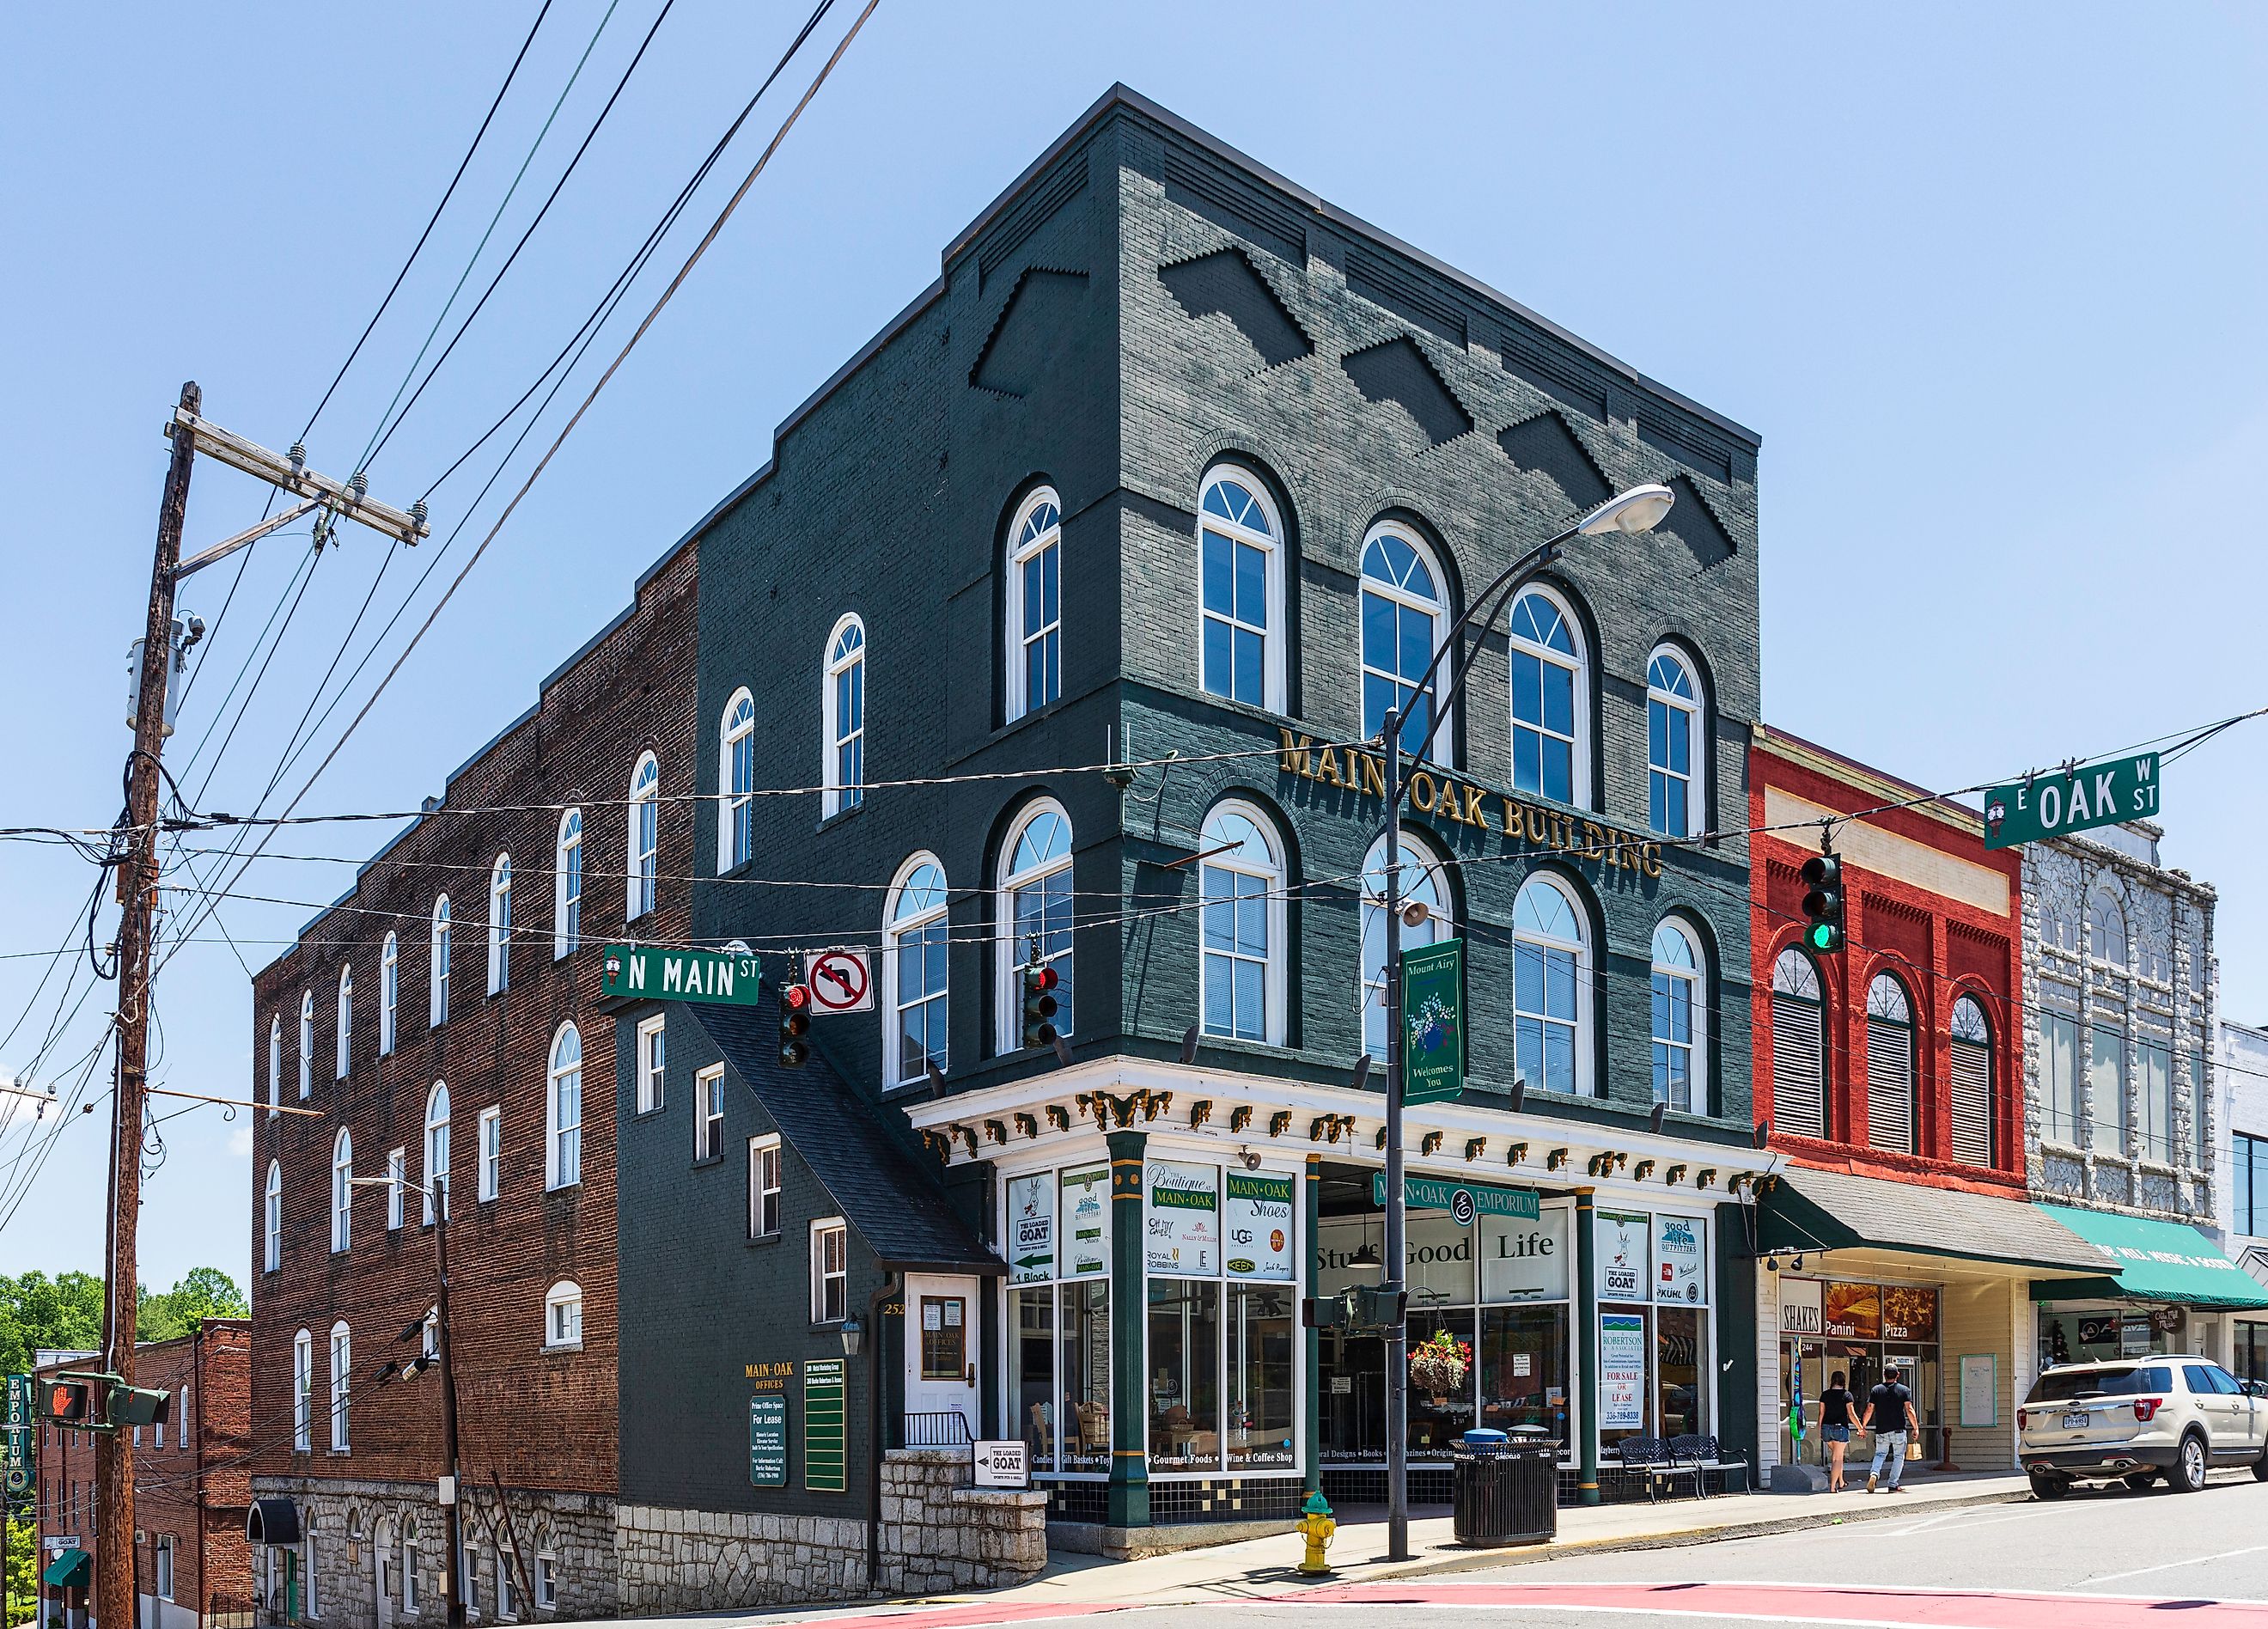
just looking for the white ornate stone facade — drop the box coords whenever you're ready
[2020,821,2216,1221]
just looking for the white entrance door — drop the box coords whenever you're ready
[903,1272,982,1441]
[374,1526,393,1629]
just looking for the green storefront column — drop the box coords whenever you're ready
[1576,1188,1600,1505]
[1303,1151,1322,1498]
[1107,1129,1149,1528]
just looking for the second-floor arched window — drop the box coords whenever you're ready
[823,618,866,817]
[2088,887,2129,969]
[1199,801,1286,1045]
[1005,489,1062,721]
[885,856,949,1088]
[1865,973,1917,1155]
[265,1160,282,1272]
[424,1081,451,1223]
[548,1023,582,1190]
[1513,874,1589,1095]
[1770,948,1826,1138]
[1361,834,1448,1058]
[335,965,353,1079]
[553,810,582,958]
[268,1016,282,1115]
[998,801,1073,1051]
[1651,918,1707,1113]
[719,690,755,871]
[1950,994,1994,1168]
[331,1130,353,1254]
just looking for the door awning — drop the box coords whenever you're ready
[1758,1166,2114,1274]
[42,1548,91,1589]
[2028,1204,2268,1309]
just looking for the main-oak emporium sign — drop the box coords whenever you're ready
[601,944,762,1004]
[1276,730,1666,877]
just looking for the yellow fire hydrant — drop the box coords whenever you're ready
[1296,1491,1337,1576]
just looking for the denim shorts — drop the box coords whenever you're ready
[1822,1424,1850,1443]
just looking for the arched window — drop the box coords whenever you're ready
[1646,647,1704,836]
[1199,802,1286,1044]
[2088,887,2128,968]
[547,1023,582,1191]
[627,752,660,919]
[1513,875,1589,1095]
[264,1161,282,1272]
[884,856,949,1087]
[328,1321,351,1451]
[267,1016,282,1116]
[487,855,513,995]
[430,897,451,1028]
[822,617,866,817]
[1359,523,1450,760]
[1770,949,1826,1138]
[553,810,582,958]
[1950,994,1994,1168]
[1005,489,1063,721]
[1865,973,1917,1155]
[998,801,1073,1051]
[298,991,314,1100]
[1361,834,1449,1058]
[1508,588,1588,808]
[292,1329,312,1452]
[424,1082,451,1223]
[381,933,399,1056]
[1651,918,1707,1113]
[1197,467,1286,712]
[2040,894,2080,956]
[331,1130,353,1254]
[545,1281,584,1350]
[719,689,756,871]
[335,966,353,1080]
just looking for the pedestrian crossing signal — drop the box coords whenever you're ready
[41,1381,91,1424]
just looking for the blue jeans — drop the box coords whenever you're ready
[1869,1430,1908,1487]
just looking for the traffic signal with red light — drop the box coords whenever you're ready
[1020,962,1059,1050]
[778,982,811,1067]
[1800,853,1844,954]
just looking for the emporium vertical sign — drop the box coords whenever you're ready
[1401,937,1466,1106]
[803,1358,846,1492]
[3,1372,30,1498]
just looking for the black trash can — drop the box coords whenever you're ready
[1452,1430,1558,1547]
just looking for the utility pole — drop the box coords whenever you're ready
[434,1177,465,1629]
[96,388,427,1629]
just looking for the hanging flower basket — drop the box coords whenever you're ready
[1408,1328,1472,1394]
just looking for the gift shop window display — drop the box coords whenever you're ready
[2038,1303,2191,1370]
[1005,1164,1115,1476]
[1595,1210,1715,1453]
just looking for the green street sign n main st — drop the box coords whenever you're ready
[601,944,762,1005]
[1984,753,2161,851]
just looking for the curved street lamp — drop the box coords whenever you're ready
[1376,485,1674,1559]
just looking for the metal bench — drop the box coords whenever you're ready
[1614,1435,1704,1501]
[1667,1431,1751,1497]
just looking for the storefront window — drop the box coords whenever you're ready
[1783,1277,1942,1461]
[1061,1282,1109,1471]
[1011,1287,1054,1471]
[1149,1278,1222,1469]
[2040,1305,2180,1368]
[1656,1307,1704,1437]
[1228,1282,1296,1468]
[1480,1303,1568,1441]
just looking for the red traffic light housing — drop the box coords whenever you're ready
[1020,962,1059,1050]
[778,982,812,1067]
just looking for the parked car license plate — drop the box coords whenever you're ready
[2063,1411,2091,1429]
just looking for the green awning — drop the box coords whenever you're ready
[2029,1204,2268,1310]
[1757,1167,2113,1274]
[43,1548,90,1589]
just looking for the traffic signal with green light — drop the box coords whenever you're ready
[1800,853,1844,954]
[1020,962,1059,1050]
[778,983,811,1067]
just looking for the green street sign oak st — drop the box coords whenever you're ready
[601,944,762,1004]
[1984,753,2161,851]
[1401,937,1466,1106]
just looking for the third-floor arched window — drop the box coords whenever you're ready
[1005,490,1062,721]
[1359,523,1450,760]
[823,617,866,817]
[1950,994,1995,1168]
[1508,588,1588,808]
[1770,948,1826,1138]
[627,753,660,919]
[1865,972,1917,1155]
[1646,647,1704,836]
[1197,467,1285,712]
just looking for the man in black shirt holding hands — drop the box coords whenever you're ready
[1861,1364,1920,1493]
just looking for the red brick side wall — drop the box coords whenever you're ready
[1749,736,2027,1194]
[247,543,696,1501]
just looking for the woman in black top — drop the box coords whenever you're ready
[1819,1371,1856,1492]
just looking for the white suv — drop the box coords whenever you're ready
[2019,1356,2268,1498]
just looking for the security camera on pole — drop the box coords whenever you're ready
[1373,484,1674,1561]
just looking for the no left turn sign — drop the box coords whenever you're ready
[808,949,875,1014]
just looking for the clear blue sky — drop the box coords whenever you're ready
[3,2,2264,1290]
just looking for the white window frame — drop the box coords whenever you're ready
[1512,872,1593,1095]
[1198,800,1288,1046]
[387,1149,405,1230]
[381,932,399,1055]
[1649,915,1708,1114]
[1507,584,1591,810]
[1645,644,1704,837]
[298,991,314,1099]
[553,809,582,959]
[155,1534,175,1602]
[696,1064,725,1163]
[883,853,950,1089]
[2088,886,2130,969]
[430,896,452,1028]
[1357,520,1451,762]
[996,799,1074,1052]
[533,1554,555,1612]
[264,1160,282,1272]
[822,614,867,818]
[547,1022,582,1190]
[1196,465,1287,713]
[336,964,353,1079]
[749,1134,782,1239]
[627,751,660,919]
[268,1015,282,1115]
[292,1327,312,1452]
[810,1218,848,1324]
[719,688,755,872]
[1361,834,1450,1058]
[331,1129,352,1253]
[488,853,513,995]
[496,1549,516,1622]
[404,1532,423,1613]
[635,1014,666,1114]
[1004,487,1064,723]
[544,1280,583,1351]
[424,1081,451,1223]
[328,1321,351,1451]
[478,1106,502,1202]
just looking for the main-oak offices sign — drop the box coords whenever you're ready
[1276,730,1666,878]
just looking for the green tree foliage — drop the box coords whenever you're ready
[137,1269,247,1345]
[6,1517,36,1626]
[0,1273,102,1377]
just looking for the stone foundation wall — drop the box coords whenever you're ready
[613,1449,1046,1613]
